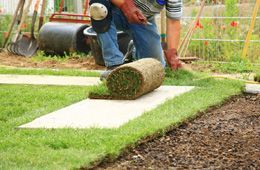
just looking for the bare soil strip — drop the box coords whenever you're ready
[96,94,260,169]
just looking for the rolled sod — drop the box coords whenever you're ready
[89,58,165,100]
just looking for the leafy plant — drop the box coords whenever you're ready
[186,0,259,63]
[254,72,260,82]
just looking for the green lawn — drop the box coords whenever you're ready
[0,67,100,77]
[0,70,244,169]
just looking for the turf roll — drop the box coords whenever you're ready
[106,58,165,99]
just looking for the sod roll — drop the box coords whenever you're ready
[107,58,165,99]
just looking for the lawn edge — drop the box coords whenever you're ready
[0,67,101,77]
[82,81,244,169]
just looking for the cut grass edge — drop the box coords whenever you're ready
[0,66,101,77]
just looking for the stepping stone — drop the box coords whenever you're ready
[19,86,194,129]
[0,74,100,86]
[245,84,260,94]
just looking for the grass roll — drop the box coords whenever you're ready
[106,58,165,99]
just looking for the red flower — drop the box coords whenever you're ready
[3,32,8,38]
[230,21,238,27]
[20,23,27,29]
[0,8,4,13]
[204,41,209,46]
[195,20,203,29]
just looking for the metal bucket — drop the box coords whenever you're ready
[39,22,91,55]
[83,27,132,66]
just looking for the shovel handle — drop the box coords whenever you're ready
[15,0,33,41]
[31,0,41,38]
[3,0,23,48]
[38,0,47,31]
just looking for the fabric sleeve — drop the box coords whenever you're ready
[166,0,183,19]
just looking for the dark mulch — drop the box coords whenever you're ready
[96,94,260,169]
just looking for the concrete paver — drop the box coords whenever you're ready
[19,86,194,129]
[0,74,100,86]
[245,84,260,94]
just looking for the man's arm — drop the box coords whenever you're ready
[110,0,147,24]
[110,0,124,7]
[164,18,182,70]
[166,18,181,50]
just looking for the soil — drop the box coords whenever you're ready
[0,52,105,70]
[0,51,197,72]
[95,94,260,169]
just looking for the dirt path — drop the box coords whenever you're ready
[96,94,260,169]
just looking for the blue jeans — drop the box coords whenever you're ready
[97,7,166,68]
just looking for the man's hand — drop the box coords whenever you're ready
[164,48,182,70]
[113,0,147,24]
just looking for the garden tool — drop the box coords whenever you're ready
[3,0,24,48]
[16,0,41,57]
[38,0,46,31]
[161,9,167,50]
[7,0,33,55]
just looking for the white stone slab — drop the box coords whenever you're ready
[19,86,194,129]
[0,74,100,86]
[245,84,260,94]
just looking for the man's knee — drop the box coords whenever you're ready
[89,0,112,33]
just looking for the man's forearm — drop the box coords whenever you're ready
[166,19,181,50]
[111,0,124,7]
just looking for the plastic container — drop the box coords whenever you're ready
[83,26,131,66]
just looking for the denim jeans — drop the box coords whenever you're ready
[97,6,166,68]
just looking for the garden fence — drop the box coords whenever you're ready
[0,0,259,63]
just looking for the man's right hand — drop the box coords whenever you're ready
[164,48,182,70]
[114,0,147,24]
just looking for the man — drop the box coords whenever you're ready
[89,0,183,79]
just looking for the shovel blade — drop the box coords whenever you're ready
[16,36,38,57]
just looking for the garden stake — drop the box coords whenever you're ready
[242,0,260,59]
[178,0,205,58]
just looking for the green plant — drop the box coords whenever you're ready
[211,60,253,73]
[32,50,90,63]
[254,72,260,82]
[0,15,12,47]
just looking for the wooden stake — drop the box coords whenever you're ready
[242,0,260,58]
[178,0,206,58]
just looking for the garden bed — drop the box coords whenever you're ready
[97,94,259,169]
[0,51,104,70]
